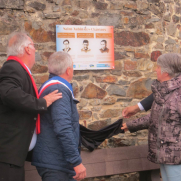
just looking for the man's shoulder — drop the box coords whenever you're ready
[40,82,71,97]
[105,48,109,52]
[100,48,109,53]
[52,84,72,97]
[99,49,103,53]
[0,60,26,75]
[82,49,91,53]
[3,60,22,67]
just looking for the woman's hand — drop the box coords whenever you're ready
[121,123,129,132]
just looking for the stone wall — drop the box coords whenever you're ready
[0,0,181,180]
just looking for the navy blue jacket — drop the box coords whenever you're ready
[32,75,82,174]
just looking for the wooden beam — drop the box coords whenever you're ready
[25,145,160,180]
[81,145,159,178]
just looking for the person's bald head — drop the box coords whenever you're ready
[7,32,32,57]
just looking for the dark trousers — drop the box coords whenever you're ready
[36,167,75,181]
[0,162,25,181]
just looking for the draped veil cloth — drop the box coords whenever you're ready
[80,119,124,151]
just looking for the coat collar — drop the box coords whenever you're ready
[39,74,75,99]
[151,74,181,104]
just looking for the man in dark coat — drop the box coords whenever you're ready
[0,32,62,181]
[122,94,153,118]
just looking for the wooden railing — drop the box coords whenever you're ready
[25,145,160,181]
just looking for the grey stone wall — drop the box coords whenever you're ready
[0,0,181,180]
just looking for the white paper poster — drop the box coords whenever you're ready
[56,25,114,70]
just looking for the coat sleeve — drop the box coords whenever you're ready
[140,94,154,111]
[126,113,150,133]
[0,62,47,113]
[50,87,82,167]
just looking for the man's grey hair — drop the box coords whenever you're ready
[157,53,181,78]
[7,32,31,57]
[48,51,72,75]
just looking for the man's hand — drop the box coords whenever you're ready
[121,123,128,132]
[73,163,86,181]
[43,90,62,107]
[122,104,140,118]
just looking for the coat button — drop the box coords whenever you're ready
[34,117,37,120]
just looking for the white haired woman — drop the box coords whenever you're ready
[121,53,181,181]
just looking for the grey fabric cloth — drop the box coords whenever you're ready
[32,76,81,175]
[127,74,181,165]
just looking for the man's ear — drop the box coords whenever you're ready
[66,67,70,76]
[24,46,31,55]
